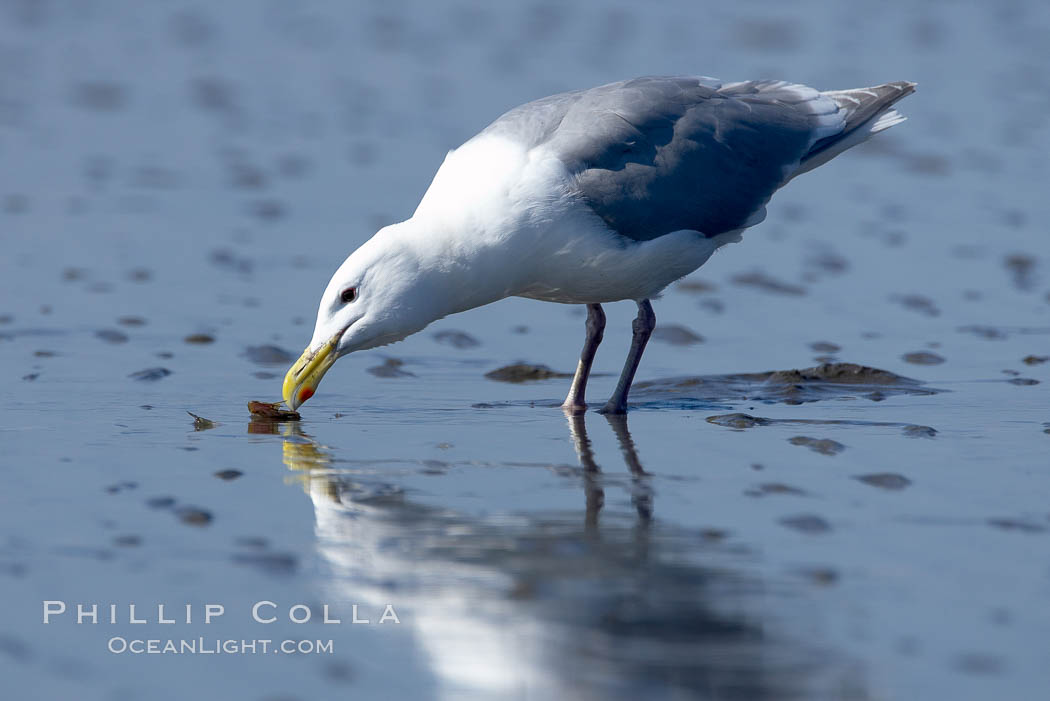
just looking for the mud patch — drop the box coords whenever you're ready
[129,367,171,381]
[1004,253,1036,291]
[636,362,941,407]
[957,325,1045,342]
[901,425,938,438]
[891,294,940,317]
[788,436,845,456]
[706,413,936,438]
[987,518,1046,534]
[902,351,945,365]
[95,329,129,344]
[175,507,213,527]
[485,364,573,383]
[744,483,807,498]
[855,473,912,490]
[706,413,771,429]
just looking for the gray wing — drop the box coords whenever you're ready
[477,76,908,240]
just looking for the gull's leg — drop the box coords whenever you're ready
[599,299,655,415]
[562,303,606,414]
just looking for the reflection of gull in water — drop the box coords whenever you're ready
[271,417,862,699]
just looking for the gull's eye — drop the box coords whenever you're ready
[340,287,357,304]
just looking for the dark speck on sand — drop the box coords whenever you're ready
[485,364,572,383]
[145,496,176,510]
[706,413,771,429]
[987,518,1046,533]
[902,425,938,438]
[96,329,129,344]
[789,436,845,456]
[902,351,945,365]
[779,514,832,534]
[129,367,171,381]
[176,507,213,526]
[855,473,912,490]
[433,330,480,349]
[892,294,940,317]
[243,345,295,365]
[745,483,807,497]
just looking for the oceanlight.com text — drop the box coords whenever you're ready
[107,637,335,655]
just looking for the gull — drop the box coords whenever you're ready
[283,75,915,414]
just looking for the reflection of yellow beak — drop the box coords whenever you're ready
[282,331,341,410]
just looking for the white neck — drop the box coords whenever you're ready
[375,215,527,323]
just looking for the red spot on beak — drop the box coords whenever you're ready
[298,387,314,403]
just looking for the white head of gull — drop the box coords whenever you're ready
[284,75,915,413]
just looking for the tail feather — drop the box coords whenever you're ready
[795,81,916,176]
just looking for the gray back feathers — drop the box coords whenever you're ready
[475,76,914,241]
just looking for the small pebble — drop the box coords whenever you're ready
[96,329,129,344]
[779,514,831,534]
[145,496,177,509]
[809,341,841,353]
[176,507,213,526]
[706,413,770,429]
[855,473,912,490]
[129,367,172,381]
[902,351,945,365]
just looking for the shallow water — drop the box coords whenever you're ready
[2,1,1049,699]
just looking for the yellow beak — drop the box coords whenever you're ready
[282,331,341,410]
